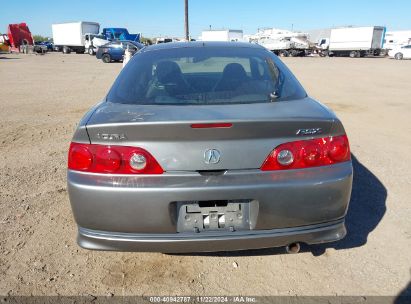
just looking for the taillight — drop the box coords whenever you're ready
[68,144,93,171]
[328,136,350,162]
[95,148,121,173]
[261,135,350,171]
[68,143,163,174]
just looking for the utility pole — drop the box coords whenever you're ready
[184,0,189,41]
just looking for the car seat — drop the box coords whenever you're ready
[154,61,191,96]
[214,63,248,92]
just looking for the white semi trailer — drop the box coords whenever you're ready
[201,30,243,42]
[52,21,100,54]
[318,26,386,58]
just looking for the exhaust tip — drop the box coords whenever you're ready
[285,242,301,254]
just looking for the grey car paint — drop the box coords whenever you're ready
[75,99,344,172]
[67,42,353,252]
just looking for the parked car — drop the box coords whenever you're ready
[96,40,144,63]
[41,41,54,51]
[34,41,48,53]
[388,44,411,60]
[67,42,353,253]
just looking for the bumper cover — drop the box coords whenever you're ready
[68,162,352,251]
[78,219,346,252]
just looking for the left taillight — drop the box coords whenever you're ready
[68,143,164,174]
[261,135,350,171]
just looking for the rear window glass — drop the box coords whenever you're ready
[174,57,251,74]
[107,46,306,105]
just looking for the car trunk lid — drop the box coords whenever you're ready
[85,99,337,171]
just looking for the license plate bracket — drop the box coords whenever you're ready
[176,200,258,233]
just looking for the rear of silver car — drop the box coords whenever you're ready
[67,43,352,252]
[67,101,352,252]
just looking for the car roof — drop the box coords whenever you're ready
[141,41,265,53]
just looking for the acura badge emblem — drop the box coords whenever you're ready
[204,149,221,164]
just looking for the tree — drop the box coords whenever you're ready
[140,37,153,45]
[32,35,49,42]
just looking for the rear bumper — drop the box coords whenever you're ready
[68,162,352,252]
[78,219,346,253]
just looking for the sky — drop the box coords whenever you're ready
[1,0,410,38]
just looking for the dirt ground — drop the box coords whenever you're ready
[0,52,410,298]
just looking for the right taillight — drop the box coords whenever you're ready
[68,143,164,174]
[261,135,350,171]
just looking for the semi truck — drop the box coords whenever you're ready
[247,28,311,57]
[52,21,100,54]
[5,23,50,54]
[7,23,34,53]
[384,30,411,50]
[102,28,140,42]
[256,36,310,57]
[317,26,386,58]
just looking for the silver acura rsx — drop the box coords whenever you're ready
[67,42,352,253]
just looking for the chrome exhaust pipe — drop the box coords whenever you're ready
[285,242,301,254]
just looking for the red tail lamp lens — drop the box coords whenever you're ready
[328,136,350,162]
[68,143,163,174]
[95,148,121,173]
[68,144,92,171]
[261,135,350,171]
[302,142,322,166]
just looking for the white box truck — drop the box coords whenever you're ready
[52,21,100,54]
[318,26,386,58]
[201,30,243,42]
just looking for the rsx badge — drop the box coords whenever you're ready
[296,128,323,136]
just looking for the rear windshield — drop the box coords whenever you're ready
[107,46,306,105]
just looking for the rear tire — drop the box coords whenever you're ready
[395,53,403,60]
[290,50,301,57]
[319,50,328,57]
[349,51,360,58]
[279,50,289,57]
[102,53,111,63]
[63,46,71,54]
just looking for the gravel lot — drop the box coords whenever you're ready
[0,52,410,298]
